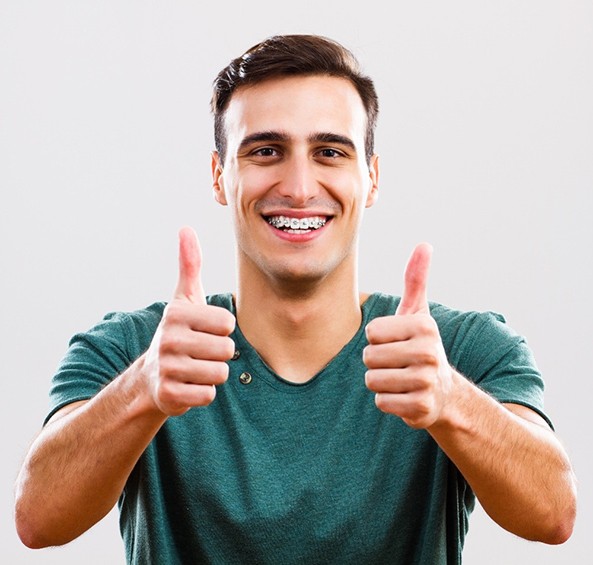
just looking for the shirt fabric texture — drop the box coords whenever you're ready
[47,292,550,565]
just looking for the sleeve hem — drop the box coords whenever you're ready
[498,399,554,431]
[43,396,94,426]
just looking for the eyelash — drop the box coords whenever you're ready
[252,147,278,157]
[318,148,342,158]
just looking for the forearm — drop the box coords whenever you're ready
[428,371,577,544]
[15,355,167,548]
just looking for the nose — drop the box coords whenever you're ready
[276,154,320,204]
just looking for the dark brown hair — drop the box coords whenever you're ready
[211,34,379,164]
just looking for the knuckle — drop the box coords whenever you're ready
[211,362,229,385]
[365,344,390,369]
[206,306,236,334]
[374,393,389,412]
[417,349,439,368]
[156,381,176,404]
[415,368,435,390]
[366,317,394,343]
[158,360,179,381]
[199,385,217,406]
[159,334,182,355]
[417,315,436,335]
[415,396,434,418]
[362,345,372,366]
[404,417,425,430]
[163,302,184,324]
[365,370,377,390]
[365,321,377,343]
[222,311,237,334]
[223,337,236,359]
[365,317,390,343]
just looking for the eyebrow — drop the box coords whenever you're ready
[238,131,289,152]
[309,132,356,151]
[238,130,357,152]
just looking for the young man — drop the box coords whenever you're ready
[15,35,576,564]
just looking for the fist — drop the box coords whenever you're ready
[363,243,453,429]
[143,227,236,416]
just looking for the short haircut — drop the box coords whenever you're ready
[211,34,379,165]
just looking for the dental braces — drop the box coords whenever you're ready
[267,216,327,230]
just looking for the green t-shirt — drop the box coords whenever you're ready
[47,293,549,565]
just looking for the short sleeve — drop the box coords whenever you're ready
[432,304,552,429]
[45,303,165,424]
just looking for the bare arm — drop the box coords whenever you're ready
[364,243,577,544]
[15,359,166,547]
[427,376,576,543]
[15,227,235,548]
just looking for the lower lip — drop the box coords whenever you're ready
[265,219,329,242]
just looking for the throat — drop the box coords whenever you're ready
[266,356,328,383]
[236,292,364,384]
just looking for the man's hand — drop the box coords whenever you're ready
[364,243,453,429]
[143,226,236,416]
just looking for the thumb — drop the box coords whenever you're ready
[173,226,206,304]
[396,242,433,315]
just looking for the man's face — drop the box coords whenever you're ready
[212,75,379,287]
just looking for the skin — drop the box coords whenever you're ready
[364,243,577,541]
[15,75,576,549]
[211,76,379,380]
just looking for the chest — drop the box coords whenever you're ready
[130,370,460,563]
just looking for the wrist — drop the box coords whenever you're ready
[115,355,169,424]
[428,369,475,435]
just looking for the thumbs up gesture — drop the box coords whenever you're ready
[143,227,236,416]
[363,243,453,429]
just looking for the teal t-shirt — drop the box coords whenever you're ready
[47,293,549,565]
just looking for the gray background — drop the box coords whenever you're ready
[2,1,591,563]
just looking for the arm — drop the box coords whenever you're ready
[15,361,167,548]
[428,375,576,543]
[363,243,577,544]
[15,227,235,548]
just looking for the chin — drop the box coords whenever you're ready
[267,256,356,296]
[239,244,354,292]
[258,258,331,287]
[274,265,327,284]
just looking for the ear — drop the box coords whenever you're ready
[365,154,379,208]
[211,151,228,206]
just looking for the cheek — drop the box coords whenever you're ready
[226,182,263,227]
[233,168,278,202]
[332,177,372,213]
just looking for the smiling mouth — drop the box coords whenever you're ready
[265,215,328,234]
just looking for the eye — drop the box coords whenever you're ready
[252,147,279,158]
[317,148,343,159]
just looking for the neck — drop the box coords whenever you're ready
[235,258,365,383]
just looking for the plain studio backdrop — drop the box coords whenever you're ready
[1,2,591,563]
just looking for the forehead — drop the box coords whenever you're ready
[223,75,367,148]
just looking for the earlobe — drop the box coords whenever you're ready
[365,154,380,208]
[211,151,228,206]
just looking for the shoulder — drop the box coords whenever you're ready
[364,292,508,329]
[75,302,167,350]
[81,293,234,344]
[364,292,524,364]
[428,302,512,346]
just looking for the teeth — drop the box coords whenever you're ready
[267,216,327,230]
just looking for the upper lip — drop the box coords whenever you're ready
[261,210,334,218]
